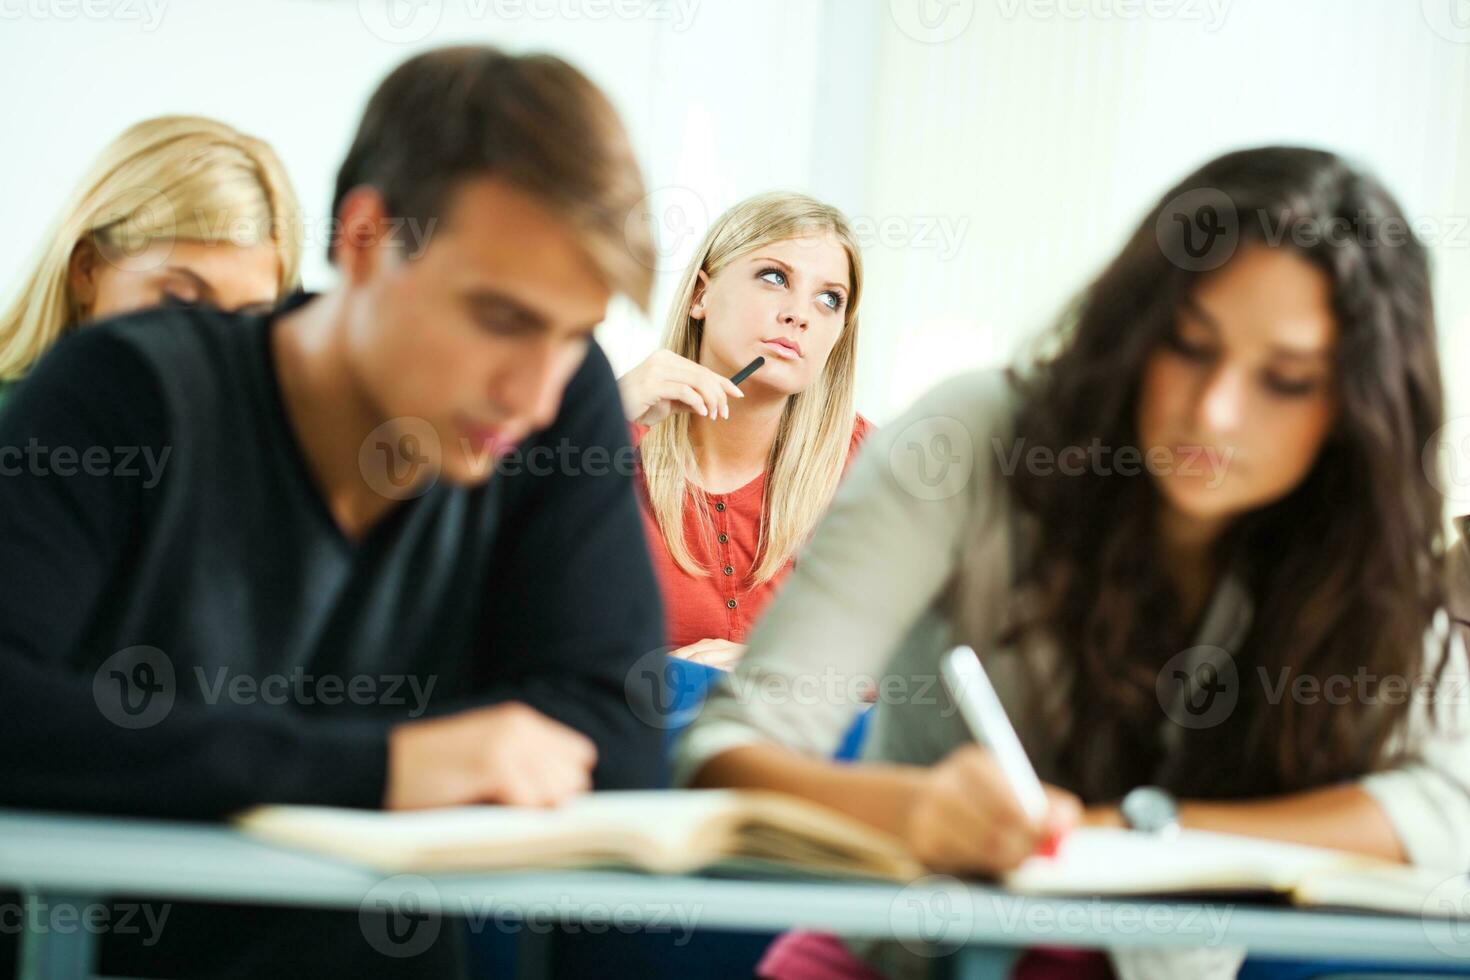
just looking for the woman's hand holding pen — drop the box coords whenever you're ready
[903,744,1081,876]
[619,349,746,426]
[671,637,746,671]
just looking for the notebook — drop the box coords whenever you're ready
[1008,825,1470,915]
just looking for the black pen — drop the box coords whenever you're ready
[730,356,765,386]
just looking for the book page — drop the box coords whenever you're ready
[238,790,754,870]
[1295,862,1470,916]
[1005,828,1349,896]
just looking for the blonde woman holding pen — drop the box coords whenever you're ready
[618,192,872,671]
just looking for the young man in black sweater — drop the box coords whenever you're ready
[0,47,665,978]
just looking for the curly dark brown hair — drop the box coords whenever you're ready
[1005,147,1450,803]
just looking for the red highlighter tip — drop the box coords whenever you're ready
[1036,830,1065,858]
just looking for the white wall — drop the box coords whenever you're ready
[1,0,1466,513]
[0,0,865,370]
[858,0,1470,423]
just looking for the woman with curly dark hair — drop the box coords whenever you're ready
[677,146,1469,978]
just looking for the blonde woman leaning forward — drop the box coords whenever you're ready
[618,193,872,671]
[0,115,302,408]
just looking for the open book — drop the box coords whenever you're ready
[238,790,924,880]
[237,790,1470,916]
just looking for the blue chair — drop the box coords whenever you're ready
[658,657,871,761]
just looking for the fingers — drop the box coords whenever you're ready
[662,381,710,418]
[952,746,1033,828]
[633,401,673,428]
[384,703,602,810]
[488,742,593,807]
[668,639,745,671]
[492,762,592,807]
[937,786,1033,869]
[679,367,729,420]
[669,640,708,661]
[619,357,667,424]
[952,754,1045,864]
[656,351,746,420]
[1043,785,1083,837]
[552,723,599,772]
[709,645,745,670]
[909,777,1033,874]
[908,745,1057,875]
[481,704,597,807]
[688,641,744,671]
[917,814,998,874]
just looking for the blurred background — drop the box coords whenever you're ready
[2,0,1467,510]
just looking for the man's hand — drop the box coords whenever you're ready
[385,701,597,810]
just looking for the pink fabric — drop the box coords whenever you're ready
[1013,949,1114,979]
[756,931,1114,980]
[630,416,873,650]
[756,931,885,980]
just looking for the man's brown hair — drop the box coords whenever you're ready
[330,46,654,310]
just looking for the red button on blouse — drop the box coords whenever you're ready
[631,415,873,650]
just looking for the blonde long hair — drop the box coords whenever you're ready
[641,192,863,586]
[0,115,303,382]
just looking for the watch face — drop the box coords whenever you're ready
[1123,787,1178,833]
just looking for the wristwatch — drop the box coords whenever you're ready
[1120,786,1180,836]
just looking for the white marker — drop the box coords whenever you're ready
[941,645,1049,822]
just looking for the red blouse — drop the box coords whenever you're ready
[631,415,874,651]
